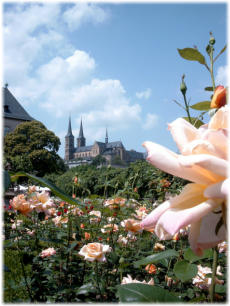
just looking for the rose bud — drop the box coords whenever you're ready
[210,85,227,109]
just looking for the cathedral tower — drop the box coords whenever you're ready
[77,118,86,147]
[65,116,74,161]
[105,128,108,144]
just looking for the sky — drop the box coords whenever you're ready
[2,0,228,159]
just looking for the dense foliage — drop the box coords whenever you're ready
[44,160,187,201]
[4,121,66,176]
[4,192,227,303]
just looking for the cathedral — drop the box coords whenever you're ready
[64,117,144,167]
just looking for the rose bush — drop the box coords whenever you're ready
[141,105,228,256]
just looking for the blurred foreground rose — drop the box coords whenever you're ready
[78,242,111,262]
[210,85,227,109]
[141,106,228,256]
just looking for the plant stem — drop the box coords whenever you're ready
[95,261,102,299]
[182,93,192,124]
[209,247,218,302]
[210,47,216,91]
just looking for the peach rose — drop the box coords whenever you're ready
[121,219,142,233]
[210,85,227,109]
[141,106,228,256]
[101,224,119,233]
[10,194,33,215]
[40,247,56,258]
[153,242,165,251]
[89,210,101,223]
[78,242,111,262]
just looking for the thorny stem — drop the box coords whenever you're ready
[209,247,218,302]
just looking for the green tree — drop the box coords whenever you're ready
[4,121,66,176]
[91,154,107,166]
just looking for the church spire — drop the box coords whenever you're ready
[65,116,74,161]
[105,128,108,144]
[66,116,73,137]
[77,117,86,147]
[79,117,84,138]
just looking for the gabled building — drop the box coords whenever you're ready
[64,117,144,167]
[3,84,34,135]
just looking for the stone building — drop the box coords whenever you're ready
[3,84,34,135]
[65,117,144,167]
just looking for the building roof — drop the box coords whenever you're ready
[75,145,93,153]
[3,86,34,121]
[106,141,123,149]
[94,141,106,148]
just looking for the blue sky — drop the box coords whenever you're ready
[3,1,227,159]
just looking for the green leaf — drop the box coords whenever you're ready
[215,284,226,294]
[4,170,11,192]
[183,248,212,263]
[77,283,96,295]
[177,48,206,65]
[190,101,211,111]
[214,45,227,62]
[173,260,198,282]
[134,249,178,268]
[204,86,214,91]
[10,172,82,206]
[183,117,204,128]
[117,283,181,302]
[66,241,79,253]
[206,44,211,56]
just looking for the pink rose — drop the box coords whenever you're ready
[141,106,228,256]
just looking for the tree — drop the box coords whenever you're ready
[91,154,107,166]
[4,121,66,176]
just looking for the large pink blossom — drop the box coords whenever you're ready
[140,105,228,256]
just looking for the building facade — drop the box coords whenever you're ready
[3,84,34,135]
[64,117,144,166]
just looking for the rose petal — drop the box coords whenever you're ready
[168,118,199,154]
[178,154,227,178]
[140,201,170,230]
[208,105,228,130]
[155,199,220,237]
[201,128,228,160]
[143,141,217,184]
[190,210,226,255]
[188,221,203,256]
[204,179,228,199]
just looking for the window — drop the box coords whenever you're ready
[4,105,10,113]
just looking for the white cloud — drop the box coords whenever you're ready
[3,3,141,149]
[215,65,228,86]
[63,3,109,30]
[142,113,158,130]
[136,88,152,100]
